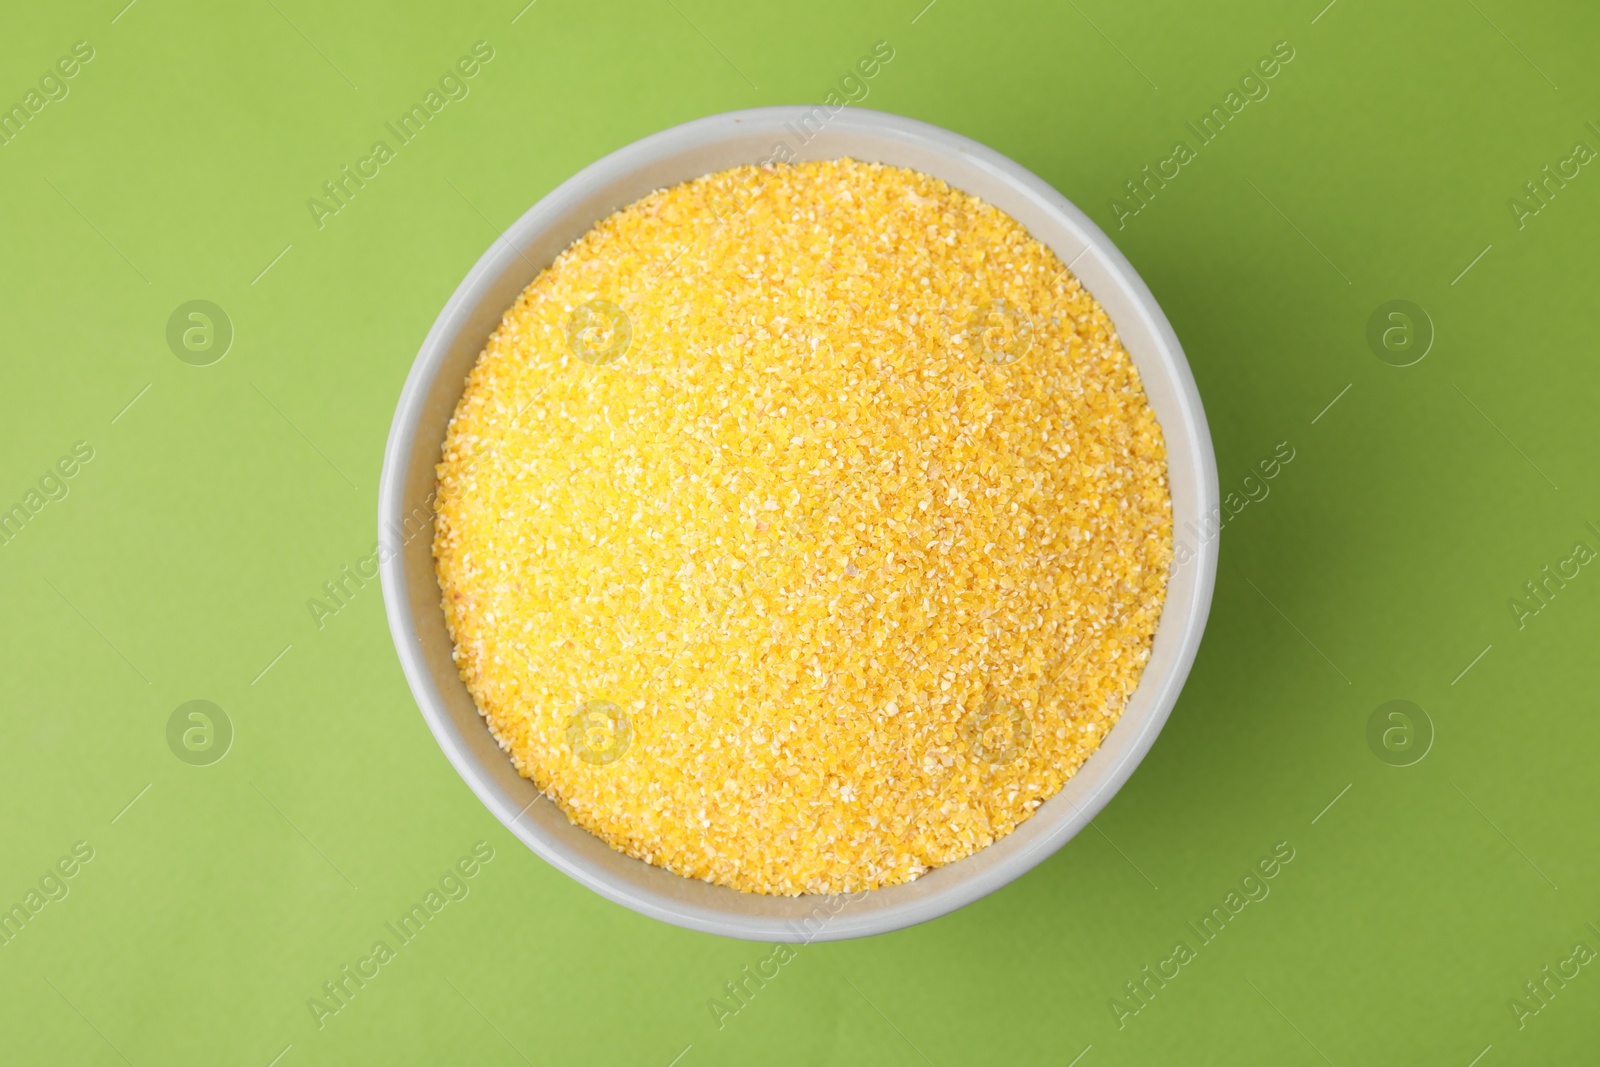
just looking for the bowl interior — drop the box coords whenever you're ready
[380,107,1217,941]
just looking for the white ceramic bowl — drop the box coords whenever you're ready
[379,107,1217,941]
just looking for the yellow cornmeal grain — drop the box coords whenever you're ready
[434,159,1172,896]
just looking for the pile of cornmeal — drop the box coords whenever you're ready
[434,159,1172,895]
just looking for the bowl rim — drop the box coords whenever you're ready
[379,105,1218,941]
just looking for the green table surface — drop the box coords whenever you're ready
[3,0,1597,1063]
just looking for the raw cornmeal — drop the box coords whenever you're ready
[434,159,1172,895]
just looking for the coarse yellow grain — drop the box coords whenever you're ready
[433,159,1172,895]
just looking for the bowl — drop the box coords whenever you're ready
[379,106,1218,941]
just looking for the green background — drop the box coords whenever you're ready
[2,0,1596,1062]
